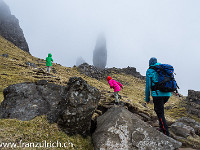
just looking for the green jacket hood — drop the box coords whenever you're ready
[48,53,52,57]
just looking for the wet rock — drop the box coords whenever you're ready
[0,0,29,53]
[92,107,182,150]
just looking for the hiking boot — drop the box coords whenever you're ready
[157,128,170,137]
[119,101,124,106]
[115,102,119,105]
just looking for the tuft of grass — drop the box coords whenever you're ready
[0,116,94,150]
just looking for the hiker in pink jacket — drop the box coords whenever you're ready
[107,76,123,105]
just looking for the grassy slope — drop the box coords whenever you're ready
[0,36,199,149]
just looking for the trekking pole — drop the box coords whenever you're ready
[175,90,182,97]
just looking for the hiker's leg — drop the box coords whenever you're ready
[47,66,49,73]
[49,66,51,73]
[163,97,168,104]
[153,97,170,136]
[153,97,163,130]
[47,66,50,73]
[114,91,119,103]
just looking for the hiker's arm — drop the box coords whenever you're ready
[108,81,113,88]
[145,70,151,103]
[117,82,123,87]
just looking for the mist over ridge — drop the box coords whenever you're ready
[4,0,200,95]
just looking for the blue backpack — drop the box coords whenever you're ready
[149,64,179,92]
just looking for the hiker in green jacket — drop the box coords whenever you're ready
[46,53,53,73]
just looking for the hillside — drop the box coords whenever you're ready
[0,35,199,149]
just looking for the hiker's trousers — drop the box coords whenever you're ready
[153,96,170,136]
[46,66,51,73]
[114,91,119,103]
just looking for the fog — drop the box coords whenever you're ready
[4,0,200,96]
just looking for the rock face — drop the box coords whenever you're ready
[93,34,107,69]
[76,57,86,66]
[78,63,145,80]
[92,107,182,150]
[0,0,29,53]
[0,77,101,135]
[57,77,101,135]
[186,90,200,118]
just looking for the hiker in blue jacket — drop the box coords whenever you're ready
[145,57,171,136]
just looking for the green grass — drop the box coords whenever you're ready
[0,116,94,150]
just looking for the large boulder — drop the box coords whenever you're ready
[93,34,107,69]
[0,77,101,136]
[186,90,200,118]
[0,0,29,53]
[0,80,63,121]
[57,77,101,135]
[92,107,181,150]
[92,107,182,150]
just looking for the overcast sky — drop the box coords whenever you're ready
[4,0,200,96]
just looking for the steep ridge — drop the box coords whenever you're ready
[0,36,200,149]
[0,0,29,53]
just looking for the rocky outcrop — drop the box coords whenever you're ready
[78,63,108,80]
[93,34,107,69]
[92,107,182,150]
[0,77,101,136]
[186,90,200,118]
[170,117,200,149]
[76,57,86,66]
[78,63,145,80]
[0,0,29,53]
